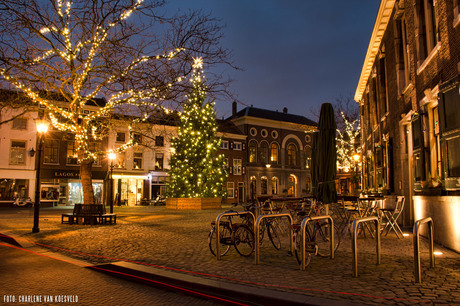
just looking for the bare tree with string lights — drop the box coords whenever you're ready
[0,0,233,204]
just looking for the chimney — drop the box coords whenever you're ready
[232,101,237,116]
[283,107,288,114]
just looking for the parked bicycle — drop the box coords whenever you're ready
[242,202,282,250]
[292,201,341,266]
[208,211,255,257]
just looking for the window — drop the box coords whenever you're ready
[234,142,242,150]
[455,0,460,27]
[271,130,278,138]
[259,142,268,164]
[155,153,164,170]
[395,16,410,94]
[12,117,27,130]
[133,152,143,169]
[305,135,311,143]
[261,176,268,194]
[288,175,297,197]
[10,140,26,165]
[88,142,101,166]
[248,140,257,163]
[116,132,126,142]
[233,159,242,175]
[250,176,257,200]
[305,177,311,194]
[227,182,234,198]
[44,139,59,164]
[415,0,439,64]
[66,142,79,165]
[155,136,164,147]
[220,140,229,149]
[446,136,460,177]
[250,127,257,136]
[432,106,441,177]
[133,133,142,145]
[270,143,279,163]
[287,144,297,166]
[261,129,268,138]
[115,151,126,169]
[304,146,311,169]
[271,177,278,195]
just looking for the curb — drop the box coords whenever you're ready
[90,261,357,306]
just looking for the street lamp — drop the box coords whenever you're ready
[32,118,49,233]
[108,151,116,214]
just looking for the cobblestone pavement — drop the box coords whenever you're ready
[0,206,459,305]
[0,240,218,305]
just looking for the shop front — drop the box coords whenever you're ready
[112,173,150,206]
[40,169,105,207]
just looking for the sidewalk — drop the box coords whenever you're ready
[0,205,459,305]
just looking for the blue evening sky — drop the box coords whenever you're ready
[166,1,380,120]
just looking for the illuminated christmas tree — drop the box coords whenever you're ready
[336,111,361,172]
[167,58,227,198]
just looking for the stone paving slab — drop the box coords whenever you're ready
[0,205,459,305]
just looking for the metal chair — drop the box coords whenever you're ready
[380,196,405,238]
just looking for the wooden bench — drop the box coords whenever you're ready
[62,204,116,225]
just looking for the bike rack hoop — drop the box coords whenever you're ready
[300,215,334,271]
[413,217,435,283]
[351,216,381,277]
[214,211,255,260]
[255,213,293,265]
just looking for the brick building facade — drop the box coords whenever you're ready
[355,0,459,251]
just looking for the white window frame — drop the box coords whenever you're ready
[233,141,242,151]
[10,140,27,165]
[227,182,235,198]
[233,159,242,175]
[220,140,229,149]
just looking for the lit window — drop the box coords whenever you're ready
[270,143,279,163]
[133,152,143,169]
[155,153,164,170]
[271,177,278,195]
[249,141,257,163]
[233,159,242,175]
[88,142,101,166]
[10,140,26,165]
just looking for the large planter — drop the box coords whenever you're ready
[166,197,222,210]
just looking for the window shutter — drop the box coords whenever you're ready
[229,166,233,174]
[230,141,234,149]
[242,167,246,174]
[242,143,246,150]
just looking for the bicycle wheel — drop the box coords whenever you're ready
[267,221,281,250]
[313,222,340,257]
[208,224,232,257]
[293,228,313,266]
[234,225,255,257]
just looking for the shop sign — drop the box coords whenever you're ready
[53,170,79,178]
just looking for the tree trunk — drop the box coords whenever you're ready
[80,159,95,205]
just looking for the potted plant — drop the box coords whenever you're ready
[422,172,443,196]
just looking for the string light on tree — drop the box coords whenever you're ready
[167,58,227,198]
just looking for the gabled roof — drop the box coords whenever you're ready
[230,106,317,127]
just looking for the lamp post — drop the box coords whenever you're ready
[108,151,116,214]
[352,153,361,193]
[32,118,49,233]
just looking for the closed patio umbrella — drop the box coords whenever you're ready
[316,103,337,204]
[311,131,319,198]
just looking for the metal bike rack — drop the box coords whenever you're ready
[413,217,435,283]
[215,211,255,260]
[351,216,380,277]
[300,215,334,271]
[255,213,293,265]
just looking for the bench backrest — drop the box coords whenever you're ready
[78,204,103,216]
